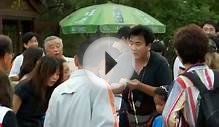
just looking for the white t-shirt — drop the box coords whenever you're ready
[9,54,23,78]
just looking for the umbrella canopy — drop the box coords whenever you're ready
[60,2,165,34]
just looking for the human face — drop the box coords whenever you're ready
[128,35,150,60]
[47,69,60,87]
[202,24,216,35]
[154,95,166,114]
[63,62,70,81]
[24,36,38,49]
[45,39,63,58]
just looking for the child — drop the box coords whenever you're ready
[147,86,168,127]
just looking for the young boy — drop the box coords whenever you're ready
[147,87,168,127]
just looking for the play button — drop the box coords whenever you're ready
[105,52,117,75]
[83,37,135,85]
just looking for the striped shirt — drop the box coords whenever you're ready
[163,64,214,127]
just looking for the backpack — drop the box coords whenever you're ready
[182,70,219,127]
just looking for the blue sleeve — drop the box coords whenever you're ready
[152,115,165,127]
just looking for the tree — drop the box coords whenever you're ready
[39,0,219,63]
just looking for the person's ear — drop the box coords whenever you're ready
[24,43,28,49]
[147,43,151,50]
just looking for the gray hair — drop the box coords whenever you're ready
[44,36,63,49]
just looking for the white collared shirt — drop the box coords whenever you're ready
[44,69,118,127]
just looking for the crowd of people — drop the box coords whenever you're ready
[0,20,219,127]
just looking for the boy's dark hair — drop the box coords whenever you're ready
[129,25,155,45]
[0,35,13,58]
[151,40,165,54]
[174,24,209,64]
[154,87,168,101]
[76,39,94,65]
[116,26,131,39]
[22,32,38,44]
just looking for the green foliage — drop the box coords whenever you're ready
[140,0,219,64]
[40,0,219,63]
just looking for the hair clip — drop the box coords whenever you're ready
[160,86,168,93]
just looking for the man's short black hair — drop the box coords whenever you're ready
[209,35,219,50]
[129,25,155,45]
[116,26,131,39]
[22,32,38,44]
[151,40,165,53]
[0,35,13,58]
[76,39,94,65]
[208,38,218,52]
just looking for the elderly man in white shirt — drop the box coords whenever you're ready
[44,36,77,73]
[44,40,118,127]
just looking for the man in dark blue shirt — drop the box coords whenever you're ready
[120,25,171,127]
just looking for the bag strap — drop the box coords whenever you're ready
[182,71,207,93]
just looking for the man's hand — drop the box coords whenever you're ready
[128,79,156,96]
[9,75,19,81]
[111,83,127,94]
[127,79,141,90]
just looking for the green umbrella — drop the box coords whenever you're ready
[60,2,165,34]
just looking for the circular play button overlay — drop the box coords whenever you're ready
[83,37,135,84]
